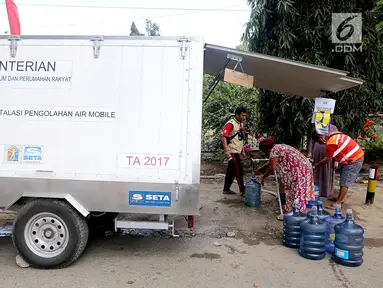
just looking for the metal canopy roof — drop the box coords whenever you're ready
[204,44,364,98]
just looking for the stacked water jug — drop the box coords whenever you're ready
[306,184,320,208]
[282,198,364,267]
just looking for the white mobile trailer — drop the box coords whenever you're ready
[0,35,363,269]
[0,35,204,268]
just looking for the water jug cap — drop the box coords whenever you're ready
[309,213,319,223]
[334,204,342,212]
[310,205,318,216]
[317,200,323,205]
[346,209,353,220]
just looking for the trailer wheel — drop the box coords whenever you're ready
[12,199,89,269]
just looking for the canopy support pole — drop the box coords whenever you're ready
[203,58,231,104]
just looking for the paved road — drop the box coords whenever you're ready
[0,233,382,288]
[0,179,382,288]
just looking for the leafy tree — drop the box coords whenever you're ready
[145,19,161,36]
[129,20,160,36]
[243,0,382,147]
[376,0,383,38]
[130,22,144,36]
[376,0,383,85]
[235,42,249,51]
[202,75,258,151]
[358,117,383,158]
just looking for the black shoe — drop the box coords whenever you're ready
[223,190,236,195]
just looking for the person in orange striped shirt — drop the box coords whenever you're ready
[314,131,364,209]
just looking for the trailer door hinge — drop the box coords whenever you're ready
[174,181,180,201]
[177,37,191,60]
[91,36,104,59]
[8,35,20,58]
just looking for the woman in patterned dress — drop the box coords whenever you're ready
[255,139,315,218]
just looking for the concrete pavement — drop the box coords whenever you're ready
[0,234,382,288]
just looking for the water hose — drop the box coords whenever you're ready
[274,170,283,216]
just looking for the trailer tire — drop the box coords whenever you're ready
[12,198,89,269]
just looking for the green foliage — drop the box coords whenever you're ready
[376,0,383,86]
[145,20,161,36]
[202,75,258,151]
[243,0,383,147]
[359,133,383,152]
[129,22,144,36]
[376,0,383,39]
[358,117,383,152]
[129,20,160,36]
[257,95,313,147]
[235,42,249,51]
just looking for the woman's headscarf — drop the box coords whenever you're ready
[259,138,275,151]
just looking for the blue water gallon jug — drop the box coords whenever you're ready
[244,177,262,207]
[307,184,320,208]
[306,203,317,215]
[283,200,307,248]
[314,184,320,201]
[311,201,330,222]
[325,204,345,254]
[303,204,316,224]
[333,209,364,267]
[299,208,327,260]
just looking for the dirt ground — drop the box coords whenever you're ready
[200,163,383,241]
[0,164,383,287]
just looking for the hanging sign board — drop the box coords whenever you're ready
[315,111,331,135]
[224,68,254,88]
[314,97,336,113]
[311,97,336,124]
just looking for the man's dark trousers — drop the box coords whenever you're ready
[224,153,245,193]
